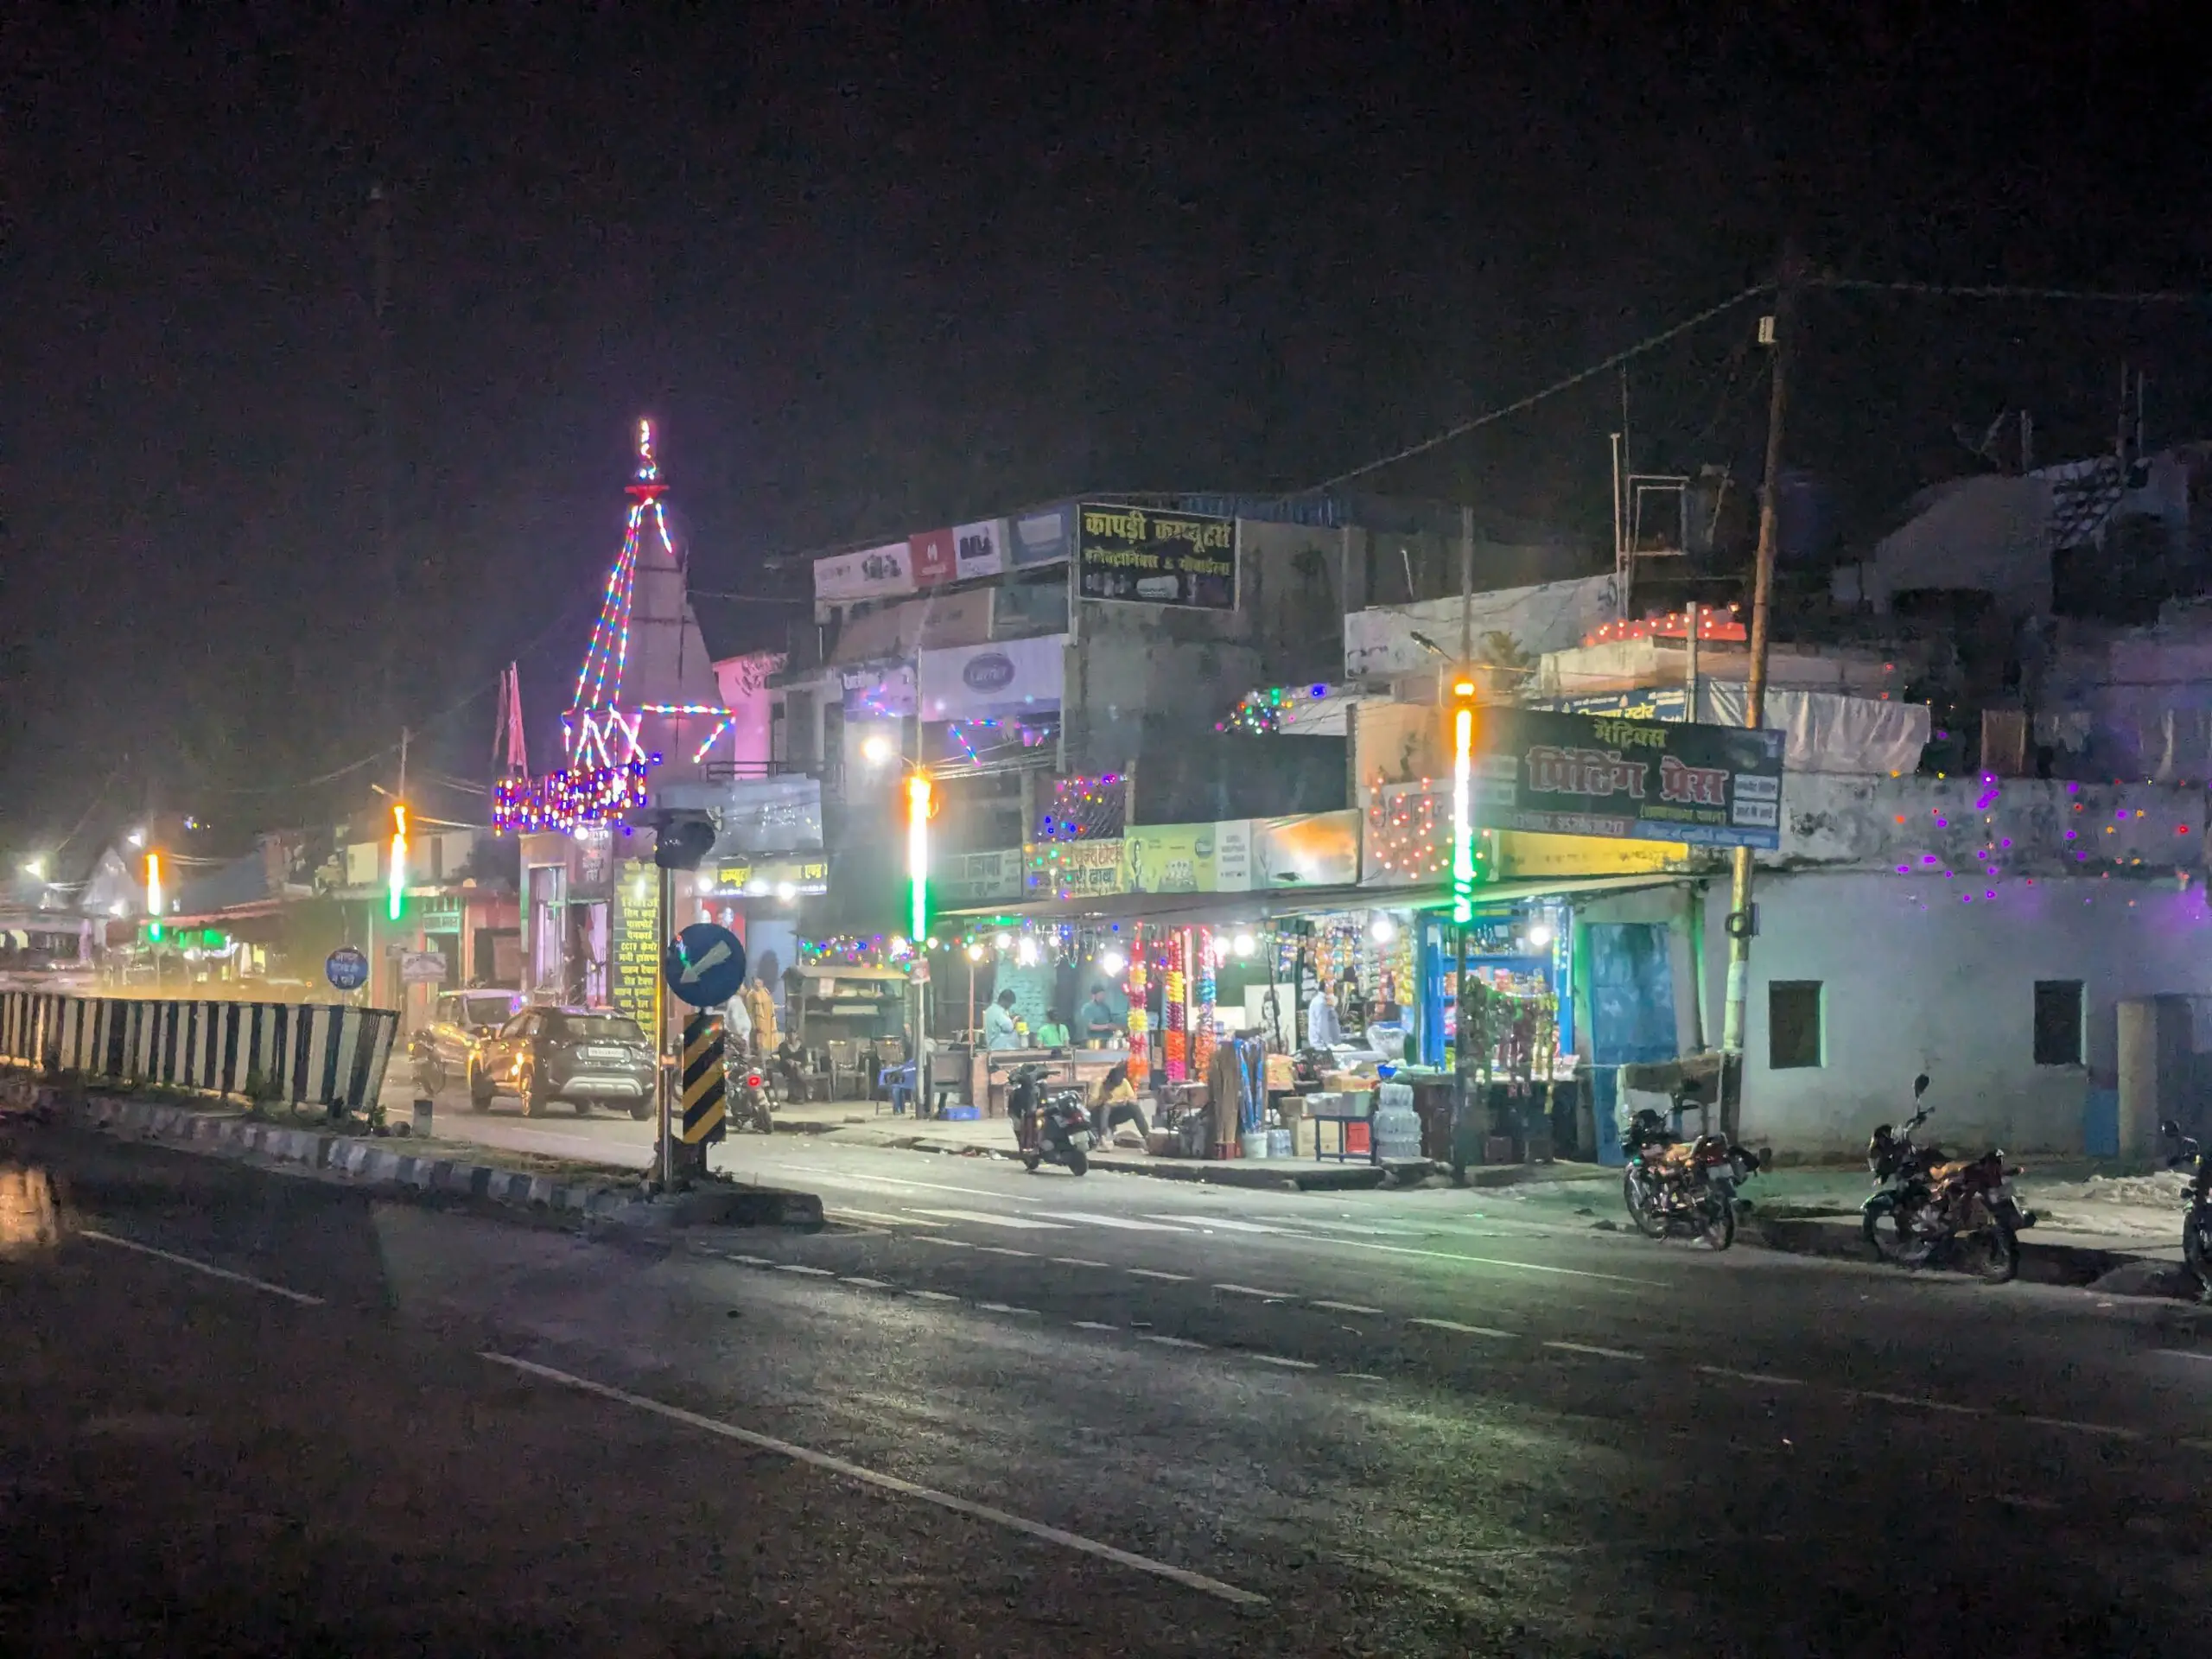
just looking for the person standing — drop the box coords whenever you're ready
[1305,980,1342,1049]
[982,988,1021,1052]
[742,976,777,1062]
[1081,985,1119,1047]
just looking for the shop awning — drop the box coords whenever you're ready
[943,871,1685,927]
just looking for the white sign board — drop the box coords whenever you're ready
[918,633,1067,721]
[815,540,915,604]
[953,518,1007,580]
[399,950,448,985]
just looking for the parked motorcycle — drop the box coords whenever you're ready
[1863,1072,2037,1282]
[731,1064,775,1135]
[1621,1085,1761,1249]
[2160,1118,2212,1298]
[1007,1062,1093,1176]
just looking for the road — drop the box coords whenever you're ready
[10,1101,2212,1654]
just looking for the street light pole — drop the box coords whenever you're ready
[1718,245,1802,1139]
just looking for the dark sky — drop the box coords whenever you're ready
[4,3,2208,855]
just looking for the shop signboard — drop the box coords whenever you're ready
[908,526,957,587]
[1027,837,1126,899]
[1252,810,1361,888]
[814,540,915,603]
[1076,503,1238,610]
[609,858,663,1034]
[703,853,830,899]
[953,517,1007,580]
[1212,818,1253,891]
[1117,820,1255,893]
[1529,687,1690,722]
[937,849,1024,905]
[1471,708,1784,850]
[918,634,1066,721]
[399,950,448,985]
[841,660,917,718]
[1009,503,1074,569]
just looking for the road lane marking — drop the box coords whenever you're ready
[1699,1365,1806,1388]
[1332,1238,1661,1286]
[1051,1256,1109,1268]
[2158,1350,2212,1365]
[1311,1300,1384,1316]
[478,1351,1265,1607]
[977,1302,1040,1316]
[1138,1333,1208,1350]
[1154,1215,1305,1236]
[1072,1319,1120,1332]
[1344,1372,1385,1382]
[779,1169,1044,1205]
[840,1277,893,1290]
[775,1264,836,1276]
[1249,1353,1319,1370]
[2021,1415,2141,1440]
[975,1246,1036,1258]
[1408,1317,1515,1338]
[911,1208,1071,1230]
[1033,1211,1194,1232]
[1851,1390,1982,1416]
[1128,1268,1191,1282]
[1544,1340,1645,1363]
[1213,1283,1294,1300]
[731,1254,773,1266]
[915,1237,973,1249]
[1996,1494,2061,1512]
[907,1289,960,1302]
[829,1207,944,1228]
[79,1229,326,1307]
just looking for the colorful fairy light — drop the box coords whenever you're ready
[493,761,653,835]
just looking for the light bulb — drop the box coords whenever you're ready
[1232,931,1255,957]
[994,931,1012,950]
[1526,924,1554,949]
[966,943,984,962]
[1015,937,1040,966]
[861,733,895,765]
[1099,949,1127,976]
[1369,914,1397,945]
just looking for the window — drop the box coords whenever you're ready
[499,1013,535,1040]
[543,1013,645,1043]
[1768,981,1824,1070]
[2034,980,2084,1066]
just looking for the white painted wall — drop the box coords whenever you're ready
[1643,871,2212,1156]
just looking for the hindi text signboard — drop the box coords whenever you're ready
[1471,708,1783,849]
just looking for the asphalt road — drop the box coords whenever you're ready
[11,1103,2212,1655]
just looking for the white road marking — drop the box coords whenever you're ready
[977,1302,1040,1316]
[1213,1283,1294,1300]
[2021,1415,2141,1440]
[830,1207,944,1228]
[911,1208,1071,1230]
[1072,1319,1120,1332]
[1343,1371,1386,1382]
[79,1229,326,1306]
[1051,1256,1110,1268]
[1996,1494,2061,1512]
[840,1277,893,1290]
[1699,1365,1806,1388]
[776,1264,836,1276]
[907,1289,961,1302]
[1852,1390,1982,1416]
[975,1246,1036,1258]
[1408,1317,1516,1338]
[479,1351,1265,1607]
[1034,1211,1194,1232]
[1332,1237,1661,1286]
[1310,1300,1384,1316]
[1249,1353,1319,1370]
[731,1254,773,1267]
[1128,1268,1191,1282]
[915,1236,973,1249]
[2158,1349,2212,1365]
[1544,1340,1645,1363]
[1142,1214,1306,1237]
[780,1168,1043,1205]
[1139,1333,1208,1350]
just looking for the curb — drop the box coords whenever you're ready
[39,1087,822,1229]
[1741,1210,2183,1294]
[830,1128,1393,1192]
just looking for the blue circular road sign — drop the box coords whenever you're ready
[664,922,747,1008]
[326,945,371,992]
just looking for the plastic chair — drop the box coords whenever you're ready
[879,1061,917,1116]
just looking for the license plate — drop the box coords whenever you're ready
[1065,1132,1091,1150]
[583,1047,627,1062]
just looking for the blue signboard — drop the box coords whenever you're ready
[663,922,748,1009]
[326,946,370,993]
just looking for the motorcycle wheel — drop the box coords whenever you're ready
[2184,1205,2212,1294]
[467,1066,493,1113]
[1623,1169,1667,1239]
[1698,1196,1736,1251]
[1864,1200,1934,1267]
[1022,1153,1042,1173]
[1067,1147,1090,1177]
[416,1058,445,1096]
[1966,1207,2020,1284]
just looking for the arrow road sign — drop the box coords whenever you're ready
[663,922,747,1009]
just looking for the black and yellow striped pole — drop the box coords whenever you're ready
[678,1013,727,1175]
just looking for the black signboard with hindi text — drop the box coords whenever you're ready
[1076,503,1238,610]
[1471,707,1784,850]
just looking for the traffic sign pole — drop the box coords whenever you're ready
[657,862,676,1189]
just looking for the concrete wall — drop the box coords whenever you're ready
[1579,870,2212,1157]
[1775,774,2201,874]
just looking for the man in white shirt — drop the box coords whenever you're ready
[1306,983,1342,1049]
[982,989,1021,1052]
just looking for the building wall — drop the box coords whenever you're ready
[1579,871,2211,1157]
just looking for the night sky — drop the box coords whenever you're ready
[4,4,2207,857]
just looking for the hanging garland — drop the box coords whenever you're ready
[1124,921,1149,1086]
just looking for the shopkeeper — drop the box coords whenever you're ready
[1306,981,1343,1049]
[1033,1007,1071,1050]
[982,988,1022,1052]
[1081,985,1119,1047]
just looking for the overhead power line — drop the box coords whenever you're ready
[1309,282,1777,490]
[1812,276,2212,304]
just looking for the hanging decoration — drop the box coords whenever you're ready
[1034,772,1128,842]
[1580,607,1745,649]
[493,760,654,835]
[1365,780,1452,882]
[1192,925,1217,1083]
[1124,922,1149,1086]
[1162,929,1188,1082]
[1214,683,1341,736]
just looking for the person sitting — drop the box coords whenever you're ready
[982,988,1022,1052]
[1090,1060,1151,1147]
[1033,1007,1071,1050]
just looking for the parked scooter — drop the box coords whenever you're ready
[2160,1119,2212,1299]
[1007,1062,1093,1176]
[1864,1072,2037,1282]
[1620,1081,1762,1249]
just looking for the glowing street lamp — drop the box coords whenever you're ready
[388,803,409,923]
[1450,676,1480,925]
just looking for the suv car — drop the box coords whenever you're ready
[468,1006,657,1119]
[410,989,521,1095]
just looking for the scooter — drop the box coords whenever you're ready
[1007,1062,1093,1176]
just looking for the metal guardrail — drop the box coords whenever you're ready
[0,990,397,1114]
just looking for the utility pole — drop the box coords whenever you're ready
[370,182,398,728]
[1718,245,1802,1140]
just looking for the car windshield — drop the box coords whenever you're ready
[460,995,515,1027]
[543,1014,645,1043]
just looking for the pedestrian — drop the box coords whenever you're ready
[982,988,1021,1052]
[1081,984,1119,1047]
[742,976,777,1061]
[723,984,753,1052]
[1090,1060,1150,1146]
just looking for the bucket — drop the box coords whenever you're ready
[1243,1128,1272,1160]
